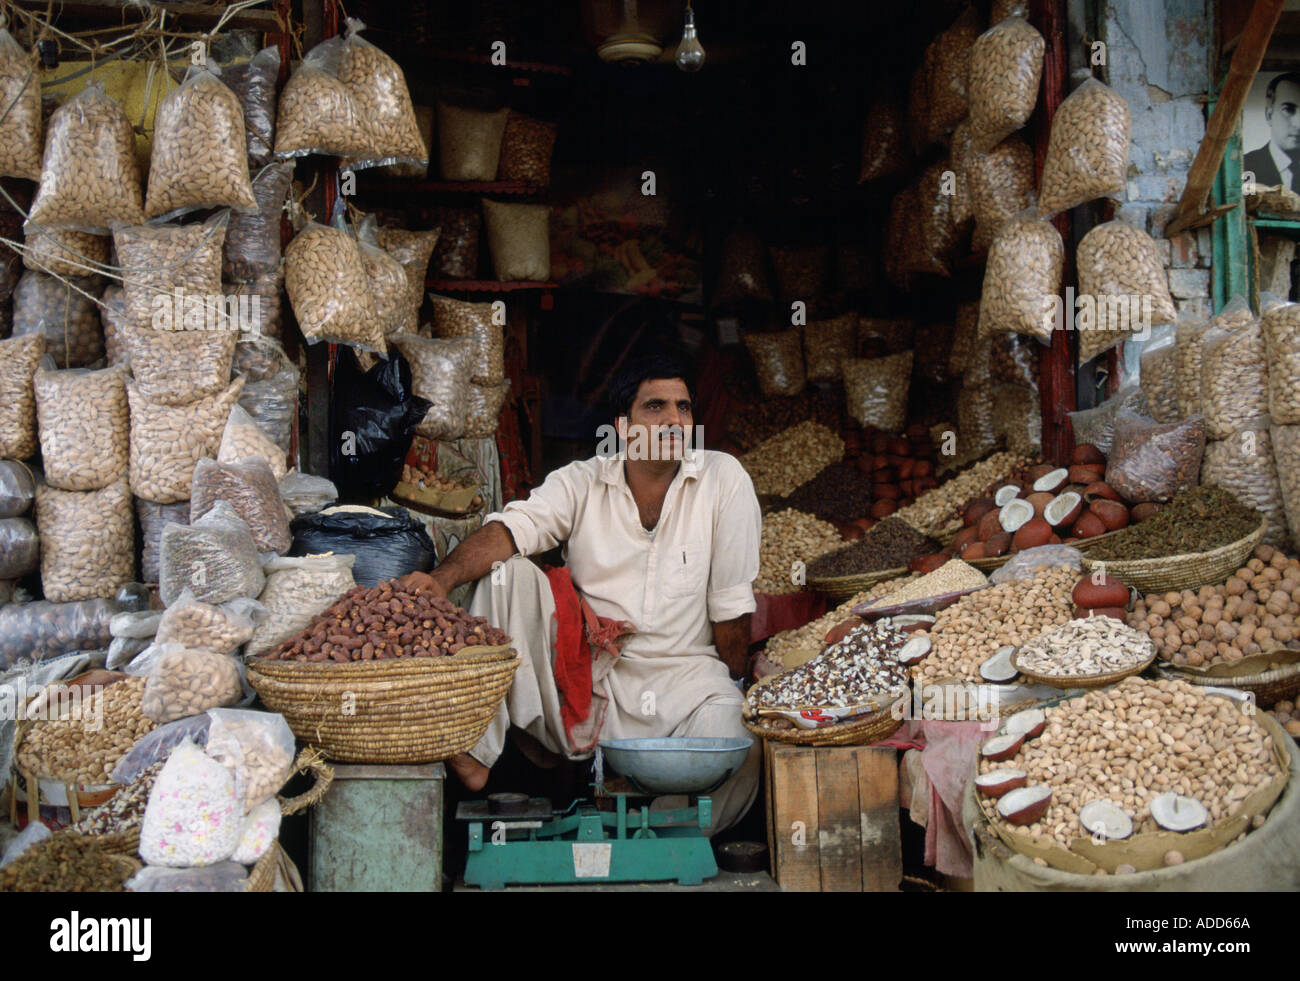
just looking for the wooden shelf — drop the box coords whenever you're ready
[8,0,283,31]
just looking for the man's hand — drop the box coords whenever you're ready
[394,570,443,596]
[748,652,781,683]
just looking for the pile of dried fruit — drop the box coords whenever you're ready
[748,622,909,711]
[1087,485,1261,561]
[401,462,483,509]
[807,518,941,578]
[0,832,136,892]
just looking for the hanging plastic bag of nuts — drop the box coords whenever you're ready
[430,293,503,384]
[957,383,998,457]
[11,271,105,368]
[285,220,385,352]
[335,19,427,171]
[121,324,238,407]
[1106,410,1206,503]
[990,383,1042,456]
[222,162,293,282]
[239,361,298,455]
[967,136,1036,250]
[498,110,558,185]
[978,210,1063,343]
[23,227,109,279]
[482,199,551,281]
[1066,384,1150,454]
[1075,220,1178,363]
[245,552,356,658]
[159,500,265,606]
[155,590,265,656]
[1201,312,1268,441]
[1272,423,1300,545]
[858,94,911,183]
[1138,326,1179,423]
[1174,314,1213,418]
[713,229,772,305]
[744,331,805,397]
[0,333,42,459]
[190,456,292,555]
[803,313,857,382]
[274,35,378,160]
[437,101,509,181]
[218,404,287,480]
[377,226,439,333]
[204,708,295,813]
[392,334,473,440]
[355,218,410,339]
[228,272,284,340]
[464,379,511,439]
[232,333,287,384]
[926,6,981,141]
[145,65,258,220]
[35,365,129,491]
[115,213,228,328]
[904,160,964,277]
[1038,78,1131,216]
[1262,298,1300,425]
[140,645,245,726]
[35,476,135,602]
[127,375,246,505]
[968,17,1045,152]
[1202,421,1289,547]
[223,46,280,168]
[0,516,38,579]
[843,352,913,432]
[27,84,146,233]
[137,499,189,585]
[0,28,42,181]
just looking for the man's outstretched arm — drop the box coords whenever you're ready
[399,521,519,599]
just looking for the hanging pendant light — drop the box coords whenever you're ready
[675,1,705,72]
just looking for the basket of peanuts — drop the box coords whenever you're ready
[245,575,518,764]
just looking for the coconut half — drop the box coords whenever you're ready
[980,645,1019,683]
[996,785,1052,825]
[1044,491,1083,528]
[975,769,1027,798]
[1150,792,1208,833]
[994,484,1022,508]
[898,635,932,665]
[980,731,1026,762]
[1032,467,1070,494]
[1079,800,1134,840]
[998,498,1035,534]
[1004,707,1046,739]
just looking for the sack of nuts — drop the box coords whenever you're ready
[140,644,245,725]
[127,376,245,505]
[35,365,129,491]
[336,19,427,171]
[204,708,295,813]
[284,220,385,353]
[228,272,284,340]
[145,65,258,220]
[137,498,189,584]
[159,500,265,606]
[430,293,503,384]
[803,313,858,383]
[218,404,287,480]
[858,94,911,183]
[968,136,1036,250]
[27,84,146,233]
[246,553,356,658]
[498,111,558,186]
[1138,327,1179,424]
[392,334,473,440]
[222,161,293,282]
[482,199,551,282]
[0,28,42,181]
[464,379,511,439]
[1262,299,1300,425]
[0,333,45,459]
[1201,318,1269,441]
[1075,220,1178,363]
[189,456,292,555]
[223,46,280,168]
[1202,422,1289,548]
[356,222,410,339]
[35,476,135,602]
[1038,78,1131,216]
[968,17,1045,153]
[437,101,508,181]
[115,213,228,328]
[926,6,981,141]
[155,590,265,656]
[239,362,298,454]
[744,331,806,397]
[121,324,238,408]
[377,226,439,333]
[1106,410,1207,503]
[978,210,1063,343]
[11,271,105,368]
[843,352,913,432]
[274,35,378,160]
[23,227,109,279]
[904,160,963,277]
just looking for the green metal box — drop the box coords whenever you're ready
[308,763,445,892]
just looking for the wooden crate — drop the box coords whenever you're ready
[764,741,901,891]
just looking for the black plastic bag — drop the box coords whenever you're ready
[329,347,431,501]
[289,506,436,587]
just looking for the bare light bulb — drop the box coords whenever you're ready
[675,4,705,72]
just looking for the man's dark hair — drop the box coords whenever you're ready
[1266,72,1300,108]
[607,352,696,419]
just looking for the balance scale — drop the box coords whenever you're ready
[457,737,752,889]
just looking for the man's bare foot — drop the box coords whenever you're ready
[450,752,490,792]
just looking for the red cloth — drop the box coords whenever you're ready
[544,567,635,752]
[751,591,827,643]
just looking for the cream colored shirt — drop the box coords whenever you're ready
[484,449,761,659]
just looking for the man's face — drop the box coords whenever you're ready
[616,377,693,461]
[1268,80,1300,153]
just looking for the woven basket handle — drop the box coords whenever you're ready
[277,748,334,817]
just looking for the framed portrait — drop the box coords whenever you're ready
[1243,70,1300,192]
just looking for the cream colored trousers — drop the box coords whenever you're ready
[466,556,760,834]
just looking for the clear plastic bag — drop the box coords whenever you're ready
[219,404,287,481]
[231,798,281,863]
[464,379,511,439]
[0,460,36,517]
[127,376,245,504]
[127,862,247,892]
[337,19,426,170]
[140,644,244,724]
[0,820,50,870]
[1138,326,1179,423]
[232,334,287,384]
[115,213,227,328]
[436,101,508,181]
[392,334,472,440]
[205,708,294,812]
[430,294,503,384]
[35,477,134,602]
[803,313,857,382]
[498,110,557,185]
[1201,318,1268,440]
[23,227,109,279]
[1106,410,1206,503]
[229,273,283,341]
[949,121,976,228]
[0,516,38,579]
[377,226,439,333]
[277,472,337,518]
[843,352,912,431]
[137,499,189,584]
[713,229,772,305]
[1262,298,1300,425]
[121,324,237,407]
[107,608,161,668]
[858,95,910,182]
[356,229,409,338]
[903,160,962,277]
[285,220,384,352]
[1038,78,1131,216]
[159,500,265,606]
[0,595,123,667]
[145,65,258,220]
[1272,424,1300,546]
[274,36,377,160]
[1174,316,1213,418]
[990,383,1041,456]
[0,28,42,181]
[482,199,550,282]
[978,210,1063,343]
[743,331,805,397]
[989,333,1038,389]
[245,552,355,658]
[426,205,480,280]
[769,245,829,304]
[1202,423,1289,548]
[957,383,997,457]
[968,136,1036,250]
[34,365,129,490]
[190,457,292,555]
[222,161,292,282]
[155,590,265,655]
[0,333,42,459]
[100,285,130,367]
[11,271,104,368]
[927,6,981,140]
[26,84,145,233]
[1067,384,1150,454]
[968,17,1044,152]
[224,46,280,167]
[989,545,1083,584]
[239,362,298,455]
[1075,221,1177,362]
[111,713,211,785]
[139,738,241,866]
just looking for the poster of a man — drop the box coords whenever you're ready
[1244,71,1300,192]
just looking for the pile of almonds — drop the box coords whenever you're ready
[755,508,844,595]
[740,421,845,497]
[1129,544,1300,668]
[15,677,156,785]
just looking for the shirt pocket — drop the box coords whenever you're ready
[664,539,709,597]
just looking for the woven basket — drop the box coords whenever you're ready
[807,566,909,602]
[1080,521,1266,594]
[1158,650,1300,708]
[246,647,520,764]
[1010,649,1157,690]
[743,708,902,746]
